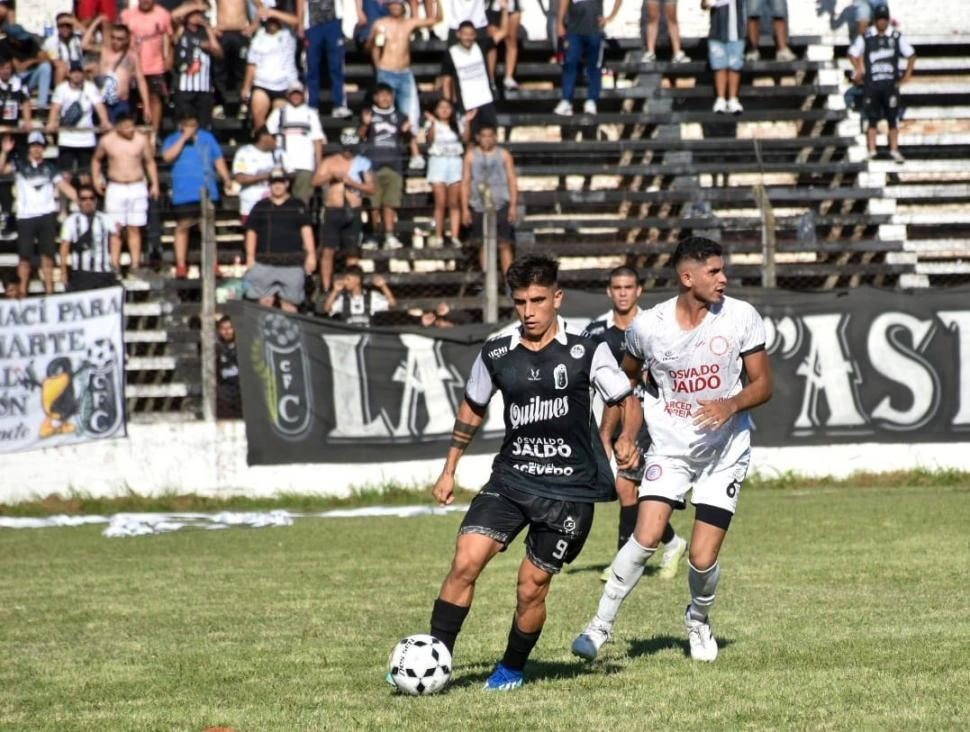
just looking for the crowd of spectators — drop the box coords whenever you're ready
[0,0,904,316]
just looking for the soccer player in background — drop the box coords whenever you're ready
[584,266,687,583]
[425,254,641,691]
[572,237,773,663]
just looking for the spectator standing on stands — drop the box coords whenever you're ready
[43,13,85,87]
[12,34,54,110]
[703,0,746,115]
[243,167,317,312]
[121,0,174,136]
[0,132,78,295]
[554,0,622,116]
[92,113,160,271]
[265,82,325,204]
[848,4,914,163]
[59,184,120,291]
[325,265,396,326]
[488,0,521,90]
[232,125,280,224]
[442,0,496,85]
[76,0,119,25]
[302,0,352,119]
[311,143,376,293]
[213,0,253,119]
[84,20,152,125]
[172,1,223,130]
[47,60,111,186]
[441,21,498,132]
[425,97,468,249]
[0,55,31,127]
[367,0,441,168]
[162,113,232,278]
[745,0,795,62]
[643,0,688,63]
[241,6,300,132]
[359,82,410,251]
[461,122,517,275]
[0,55,32,239]
[216,314,242,418]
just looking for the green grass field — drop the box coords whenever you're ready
[2,481,969,731]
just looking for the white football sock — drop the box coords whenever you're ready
[688,560,720,621]
[595,538,656,625]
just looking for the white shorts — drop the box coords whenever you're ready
[638,449,750,515]
[105,180,148,228]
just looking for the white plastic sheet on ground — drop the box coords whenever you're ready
[0,505,469,537]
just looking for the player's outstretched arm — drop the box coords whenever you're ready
[433,398,487,506]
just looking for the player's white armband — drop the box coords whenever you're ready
[591,342,633,406]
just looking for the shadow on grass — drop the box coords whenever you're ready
[567,563,661,578]
[627,634,734,659]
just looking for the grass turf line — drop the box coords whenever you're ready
[1,482,968,730]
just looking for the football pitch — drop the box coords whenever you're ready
[2,482,969,730]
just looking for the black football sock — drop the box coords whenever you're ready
[500,620,542,672]
[618,504,639,550]
[430,598,469,655]
[661,522,676,545]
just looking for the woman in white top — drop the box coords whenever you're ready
[424,98,470,248]
[241,8,300,132]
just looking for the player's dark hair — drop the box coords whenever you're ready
[671,236,722,270]
[373,82,394,96]
[609,265,640,284]
[114,112,135,125]
[180,112,200,125]
[506,254,559,290]
[476,123,497,135]
[56,12,74,23]
[457,20,477,31]
[344,264,364,278]
[114,24,131,36]
[217,314,232,326]
[77,183,97,198]
[252,125,272,140]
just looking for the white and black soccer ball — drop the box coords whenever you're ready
[86,338,116,370]
[387,634,452,696]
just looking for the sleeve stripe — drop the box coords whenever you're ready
[463,393,490,409]
[740,343,766,358]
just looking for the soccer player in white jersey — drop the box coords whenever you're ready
[584,266,687,582]
[572,236,773,663]
[422,254,640,691]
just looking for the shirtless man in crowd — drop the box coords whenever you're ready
[368,0,440,167]
[83,19,152,124]
[312,144,376,293]
[91,114,160,270]
[214,0,253,118]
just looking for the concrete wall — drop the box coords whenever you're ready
[1,420,967,504]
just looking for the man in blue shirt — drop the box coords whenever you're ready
[161,112,232,278]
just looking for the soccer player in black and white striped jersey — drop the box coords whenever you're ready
[59,184,120,291]
[172,2,224,129]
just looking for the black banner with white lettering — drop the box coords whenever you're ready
[232,302,505,464]
[233,286,970,465]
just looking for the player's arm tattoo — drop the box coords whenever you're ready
[449,419,480,450]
